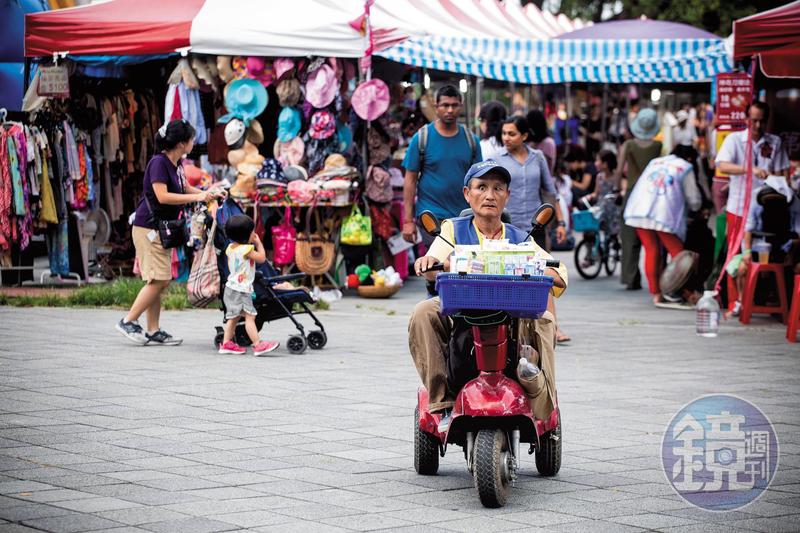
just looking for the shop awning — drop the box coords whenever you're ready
[733,0,800,78]
[25,0,406,59]
[379,19,732,84]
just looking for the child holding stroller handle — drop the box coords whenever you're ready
[219,214,282,356]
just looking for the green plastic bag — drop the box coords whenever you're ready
[340,204,372,246]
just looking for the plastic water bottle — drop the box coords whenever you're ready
[517,357,541,380]
[696,290,721,338]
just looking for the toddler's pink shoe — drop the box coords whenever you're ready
[253,341,279,356]
[218,341,246,354]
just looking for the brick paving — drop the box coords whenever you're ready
[0,251,798,532]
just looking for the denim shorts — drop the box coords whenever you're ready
[223,287,257,319]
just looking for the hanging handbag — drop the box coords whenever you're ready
[340,202,373,246]
[369,203,396,241]
[272,205,297,266]
[295,206,335,275]
[187,219,220,307]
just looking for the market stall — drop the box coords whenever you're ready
[17,0,418,291]
[733,0,800,78]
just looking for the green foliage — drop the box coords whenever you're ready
[0,279,198,310]
[549,0,785,36]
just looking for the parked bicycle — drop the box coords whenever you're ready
[572,193,621,280]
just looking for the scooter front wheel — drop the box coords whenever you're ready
[473,429,512,508]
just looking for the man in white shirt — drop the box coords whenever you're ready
[715,101,790,309]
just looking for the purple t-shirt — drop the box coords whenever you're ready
[133,154,185,229]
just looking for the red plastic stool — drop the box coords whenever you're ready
[740,263,788,325]
[787,274,800,343]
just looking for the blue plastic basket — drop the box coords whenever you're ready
[572,210,599,232]
[436,273,553,319]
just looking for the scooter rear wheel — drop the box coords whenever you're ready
[474,429,511,508]
[535,414,562,476]
[414,407,439,475]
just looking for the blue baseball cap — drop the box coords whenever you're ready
[463,159,511,187]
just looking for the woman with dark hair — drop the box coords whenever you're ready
[478,100,507,161]
[526,109,556,174]
[496,115,571,344]
[564,144,597,208]
[116,119,222,346]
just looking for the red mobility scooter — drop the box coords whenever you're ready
[414,205,563,508]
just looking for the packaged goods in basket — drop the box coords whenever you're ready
[449,243,547,277]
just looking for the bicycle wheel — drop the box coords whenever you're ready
[603,235,620,276]
[574,236,603,279]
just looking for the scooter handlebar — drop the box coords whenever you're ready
[420,262,446,273]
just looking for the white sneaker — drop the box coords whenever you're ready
[115,319,148,345]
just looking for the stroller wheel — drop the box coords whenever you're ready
[287,334,308,354]
[235,324,253,347]
[213,328,224,349]
[307,330,327,350]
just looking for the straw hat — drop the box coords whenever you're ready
[246,119,264,145]
[216,56,234,82]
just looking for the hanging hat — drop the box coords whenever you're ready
[217,56,234,82]
[274,136,305,167]
[284,165,308,182]
[352,79,390,121]
[246,56,274,87]
[274,58,295,81]
[630,108,660,140]
[231,56,248,80]
[277,79,302,107]
[324,153,347,170]
[224,118,246,149]
[336,121,352,152]
[305,64,337,108]
[256,158,286,183]
[367,127,391,165]
[309,110,336,140]
[246,119,264,145]
[306,136,337,175]
[277,107,302,143]
[223,79,269,124]
[419,91,436,123]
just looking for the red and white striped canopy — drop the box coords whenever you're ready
[25,0,581,59]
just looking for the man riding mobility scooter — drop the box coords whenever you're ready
[414,204,565,508]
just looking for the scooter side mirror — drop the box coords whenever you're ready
[532,203,555,228]
[418,210,441,237]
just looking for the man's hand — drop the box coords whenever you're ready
[754,167,769,180]
[545,267,566,289]
[415,256,443,281]
[555,226,567,244]
[402,221,418,243]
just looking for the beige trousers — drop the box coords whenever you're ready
[408,296,558,420]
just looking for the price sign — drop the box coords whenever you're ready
[715,73,751,125]
[37,66,70,98]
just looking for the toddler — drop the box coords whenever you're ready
[219,214,279,356]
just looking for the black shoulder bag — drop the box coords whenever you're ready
[143,164,191,249]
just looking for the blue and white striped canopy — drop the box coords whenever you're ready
[378,36,733,84]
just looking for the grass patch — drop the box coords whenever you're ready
[0,279,196,310]
[0,278,332,312]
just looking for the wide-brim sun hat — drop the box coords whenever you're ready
[273,136,306,167]
[274,58,295,81]
[224,78,268,123]
[277,107,302,143]
[246,119,264,145]
[630,108,660,140]
[352,79,390,121]
[277,79,301,107]
[304,64,338,109]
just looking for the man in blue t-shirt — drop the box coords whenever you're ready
[402,85,482,242]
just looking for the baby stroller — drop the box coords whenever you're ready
[212,198,327,354]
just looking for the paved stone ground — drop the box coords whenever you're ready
[0,251,798,532]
